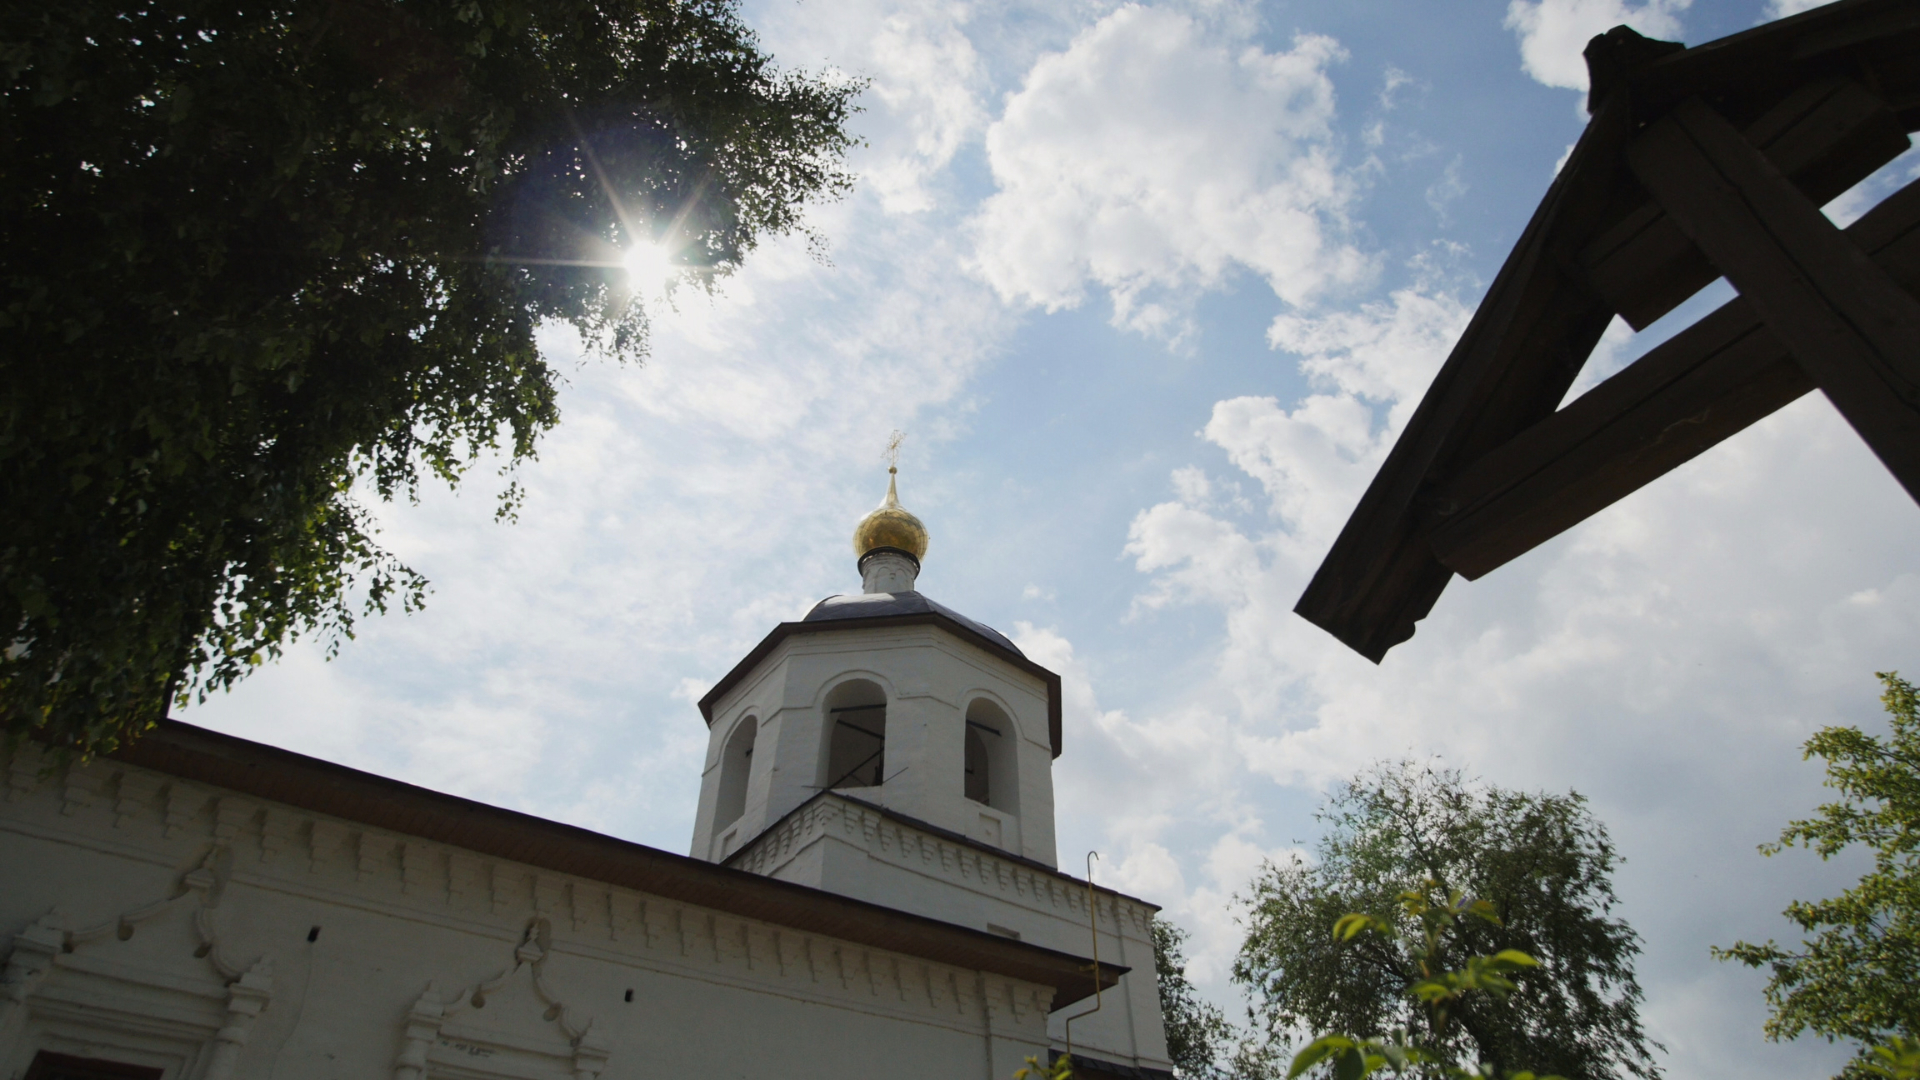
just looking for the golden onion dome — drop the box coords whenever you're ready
[853,468,929,563]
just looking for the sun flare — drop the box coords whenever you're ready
[622,242,675,288]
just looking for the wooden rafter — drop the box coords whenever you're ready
[1295,0,1920,662]
[1631,97,1920,497]
[1431,176,1920,579]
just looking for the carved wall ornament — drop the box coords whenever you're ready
[0,849,276,1080]
[392,921,610,1080]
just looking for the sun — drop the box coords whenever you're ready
[622,242,674,289]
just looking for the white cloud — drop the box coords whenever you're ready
[971,4,1371,340]
[753,0,990,214]
[1116,269,1474,649]
[1270,258,1475,411]
[1505,0,1689,92]
[1425,156,1467,223]
[1149,267,1478,561]
[1378,66,1420,111]
[1762,0,1833,18]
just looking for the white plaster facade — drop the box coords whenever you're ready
[0,739,1071,1080]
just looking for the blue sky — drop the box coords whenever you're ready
[186,0,1920,1075]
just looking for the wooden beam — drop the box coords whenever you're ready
[1580,77,1907,331]
[1624,0,1920,122]
[1629,96,1920,502]
[1432,319,1811,579]
[1429,176,1920,579]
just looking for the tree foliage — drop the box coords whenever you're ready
[1155,916,1235,1078]
[1233,763,1659,1080]
[1287,881,1562,1080]
[1,0,858,753]
[1715,671,1920,1076]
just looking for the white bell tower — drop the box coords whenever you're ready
[684,465,1174,1078]
[689,465,1061,868]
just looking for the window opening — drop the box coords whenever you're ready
[824,686,888,789]
[715,717,757,830]
[24,1052,164,1080]
[965,725,990,804]
[964,699,1020,817]
[825,721,885,788]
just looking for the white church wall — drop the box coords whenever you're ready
[728,794,1173,1074]
[1,746,1061,1080]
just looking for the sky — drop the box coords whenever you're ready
[184,0,1920,1075]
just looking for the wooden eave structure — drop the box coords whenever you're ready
[1297,0,1920,661]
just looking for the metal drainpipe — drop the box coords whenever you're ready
[1062,851,1103,1070]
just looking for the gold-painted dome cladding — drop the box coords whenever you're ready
[853,470,929,561]
[854,507,929,560]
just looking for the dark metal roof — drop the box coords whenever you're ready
[803,591,1025,656]
[108,721,1117,1009]
[700,596,1065,758]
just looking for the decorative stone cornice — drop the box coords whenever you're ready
[731,794,1155,937]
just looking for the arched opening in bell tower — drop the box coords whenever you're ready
[964,726,990,804]
[963,698,1019,817]
[823,679,888,790]
[715,715,757,831]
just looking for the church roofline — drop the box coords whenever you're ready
[727,789,1162,914]
[697,612,1065,758]
[107,720,1120,1009]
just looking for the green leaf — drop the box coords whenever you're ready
[1333,913,1378,941]
[1715,673,1920,1056]
[1288,1035,1357,1079]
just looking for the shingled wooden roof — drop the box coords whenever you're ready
[1297,0,1920,661]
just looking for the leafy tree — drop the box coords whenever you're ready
[1155,916,1235,1078]
[1,0,858,753]
[1233,762,1659,1080]
[1287,880,1562,1080]
[1861,1038,1920,1080]
[1715,671,1920,1077]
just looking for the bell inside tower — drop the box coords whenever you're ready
[823,679,888,790]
